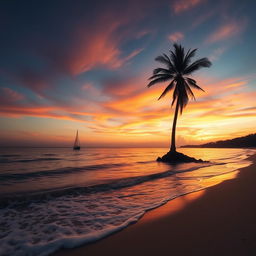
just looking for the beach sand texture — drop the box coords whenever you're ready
[53,153,256,256]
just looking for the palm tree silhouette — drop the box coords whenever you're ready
[147,44,211,152]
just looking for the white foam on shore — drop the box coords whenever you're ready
[0,211,145,256]
[0,186,182,256]
[2,183,215,256]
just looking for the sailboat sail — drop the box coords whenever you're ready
[73,130,80,150]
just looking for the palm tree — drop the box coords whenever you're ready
[147,44,211,152]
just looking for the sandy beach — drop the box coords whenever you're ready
[52,153,256,256]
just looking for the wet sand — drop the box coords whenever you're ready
[53,153,256,256]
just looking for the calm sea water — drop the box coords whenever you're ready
[0,147,255,256]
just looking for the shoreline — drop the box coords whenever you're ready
[53,153,256,256]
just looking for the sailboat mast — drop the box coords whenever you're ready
[73,130,80,149]
[76,130,80,146]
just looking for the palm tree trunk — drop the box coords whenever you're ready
[170,99,179,152]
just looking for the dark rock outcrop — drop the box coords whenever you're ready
[157,151,207,164]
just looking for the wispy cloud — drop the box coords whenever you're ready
[205,20,247,44]
[168,32,184,42]
[172,0,204,14]
[208,47,226,62]
[136,30,152,39]
[1,87,25,102]
[191,9,216,28]
[66,20,125,74]
[110,48,144,69]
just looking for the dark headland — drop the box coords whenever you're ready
[181,134,256,148]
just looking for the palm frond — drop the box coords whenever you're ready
[171,86,178,106]
[185,77,196,84]
[173,44,185,72]
[163,53,177,72]
[155,55,171,67]
[147,75,173,87]
[158,80,175,100]
[170,50,178,71]
[184,58,211,75]
[149,73,166,80]
[186,77,205,92]
[153,67,171,75]
[177,81,189,114]
[173,44,185,61]
[183,48,197,69]
[163,53,171,63]
[184,81,195,100]
[178,97,188,114]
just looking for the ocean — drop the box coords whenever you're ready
[0,147,255,256]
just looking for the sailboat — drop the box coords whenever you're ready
[73,130,80,150]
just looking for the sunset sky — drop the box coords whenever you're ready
[0,0,256,147]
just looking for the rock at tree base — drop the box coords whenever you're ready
[156,151,207,163]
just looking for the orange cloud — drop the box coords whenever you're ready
[62,12,145,75]
[105,86,164,113]
[70,22,121,74]
[0,105,93,123]
[1,71,255,147]
[94,74,255,145]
